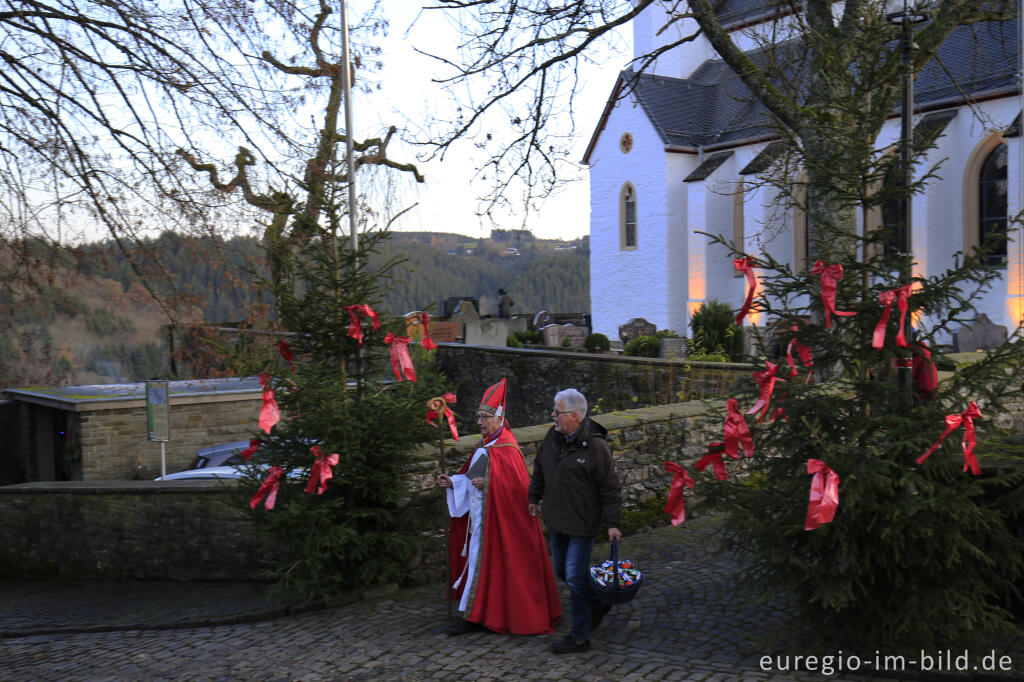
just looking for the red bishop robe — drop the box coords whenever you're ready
[447,426,561,634]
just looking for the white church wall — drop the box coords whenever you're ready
[632,1,712,79]
[684,157,746,335]
[666,152,694,335]
[1007,133,1024,331]
[588,94,674,339]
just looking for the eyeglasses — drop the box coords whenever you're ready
[551,409,575,417]
[475,412,495,421]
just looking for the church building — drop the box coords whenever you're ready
[585,1,1023,345]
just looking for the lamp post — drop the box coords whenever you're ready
[886,0,928,396]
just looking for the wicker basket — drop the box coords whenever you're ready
[589,538,642,604]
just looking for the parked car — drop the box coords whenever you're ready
[159,465,248,481]
[189,440,255,469]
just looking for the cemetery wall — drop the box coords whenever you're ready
[433,343,751,427]
[0,402,733,582]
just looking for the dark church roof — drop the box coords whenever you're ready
[584,19,1020,162]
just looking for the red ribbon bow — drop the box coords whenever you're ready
[695,442,734,481]
[785,326,814,383]
[277,340,295,371]
[811,261,857,329]
[240,439,262,461]
[747,360,782,423]
[383,333,417,382]
[420,312,437,350]
[258,372,280,434]
[250,466,285,510]
[804,459,840,530]
[916,401,983,475]
[663,461,696,526]
[305,445,340,495]
[724,397,755,458]
[345,304,380,346]
[911,342,938,401]
[734,257,758,326]
[872,283,913,350]
[426,392,460,441]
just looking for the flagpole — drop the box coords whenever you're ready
[340,0,358,251]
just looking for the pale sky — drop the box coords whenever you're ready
[350,2,632,240]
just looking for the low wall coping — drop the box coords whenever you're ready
[4,378,262,412]
[438,343,753,371]
[0,480,235,494]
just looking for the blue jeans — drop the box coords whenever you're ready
[549,531,601,640]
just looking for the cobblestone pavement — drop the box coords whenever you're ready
[2,514,1021,682]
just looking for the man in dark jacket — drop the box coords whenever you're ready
[529,388,622,653]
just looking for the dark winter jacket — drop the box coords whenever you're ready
[528,417,622,537]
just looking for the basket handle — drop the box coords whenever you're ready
[610,537,620,587]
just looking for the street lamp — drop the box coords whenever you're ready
[886,0,928,397]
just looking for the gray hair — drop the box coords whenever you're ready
[554,388,587,418]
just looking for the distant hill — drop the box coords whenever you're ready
[1,231,589,387]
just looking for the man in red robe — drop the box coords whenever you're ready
[437,378,561,635]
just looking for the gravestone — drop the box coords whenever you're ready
[953,313,1007,352]
[619,317,657,342]
[428,322,462,343]
[660,338,687,359]
[541,324,588,349]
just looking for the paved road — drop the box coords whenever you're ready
[2,514,1021,681]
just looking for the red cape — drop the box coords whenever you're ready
[448,427,561,634]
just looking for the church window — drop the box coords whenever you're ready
[978,143,1008,266]
[963,136,1009,267]
[881,162,909,260]
[620,182,638,250]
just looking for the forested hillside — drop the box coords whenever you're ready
[1,231,588,387]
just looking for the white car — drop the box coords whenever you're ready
[159,465,249,481]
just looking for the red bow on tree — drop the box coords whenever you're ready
[305,445,339,495]
[804,459,840,530]
[724,397,755,458]
[250,466,285,510]
[785,326,814,383]
[426,392,460,441]
[240,439,262,461]
[663,461,696,526]
[258,372,280,434]
[916,401,983,475]
[277,340,296,371]
[734,257,758,326]
[384,333,417,382]
[695,442,734,481]
[345,304,380,346]
[420,312,437,350]
[872,283,913,350]
[811,261,857,329]
[911,342,938,402]
[747,360,782,423]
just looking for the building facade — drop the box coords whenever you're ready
[586,1,1023,344]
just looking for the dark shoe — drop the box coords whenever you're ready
[590,603,613,632]
[446,619,484,636]
[551,635,591,653]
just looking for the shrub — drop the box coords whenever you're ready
[506,334,522,348]
[689,300,744,361]
[513,330,542,345]
[623,334,661,357]
[585,333,610,353]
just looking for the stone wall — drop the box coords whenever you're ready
[434,343,750,428]
[0,481,282,581]
[0,402,731,582]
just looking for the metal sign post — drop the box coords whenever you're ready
[146,381,171,479]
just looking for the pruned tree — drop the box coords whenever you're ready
[0,0,414,322]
